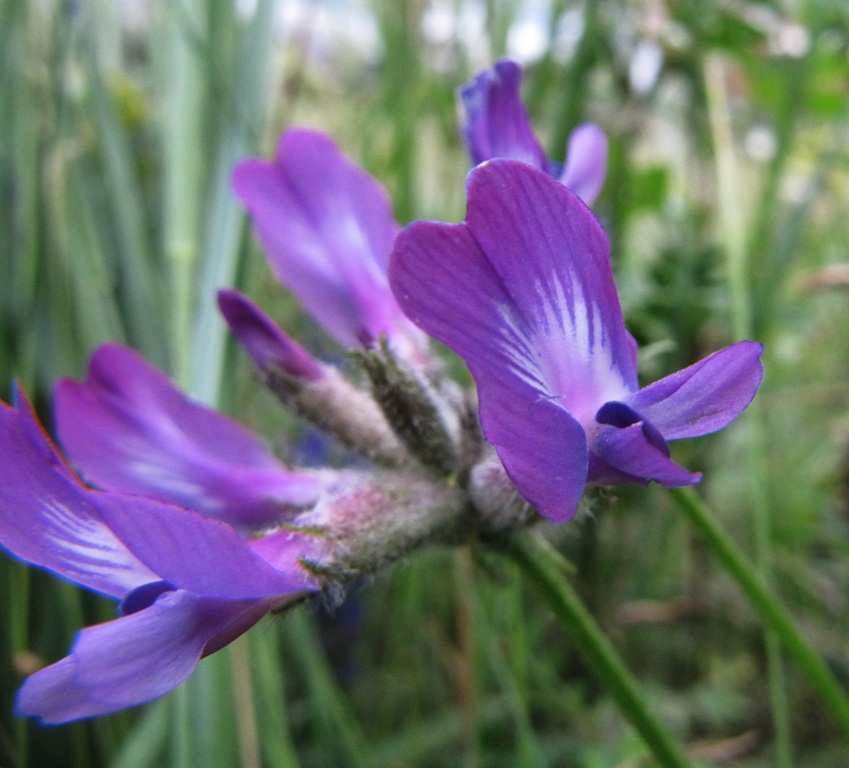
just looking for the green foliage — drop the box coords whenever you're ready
[3,0,849,766]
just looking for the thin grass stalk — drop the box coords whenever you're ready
[34,5,87,382]
[63,162,129,350]
[747,55,810,338]
[704,53,792,768]
[474,570,547,767]
[531,0,600,156]
[53,584,91,768]
[230,636,262,768]
[85,38,166,367]
[453,548,481,768]
[171,685,193,768]
[498,529,693,768]
[249,629,301,768]
[109,701,170,768]
[173,651,243,768]
[8,562,30,768]
[482,0,516,60]
[285,611,373,768]
[1,1,40,386]
[670,487,849,740]
[161,0,207,386]
[505,572,530,702]
[372,0,424,224]
[188,0,276,406]
[704,55,752,339]
[41,145,85,377]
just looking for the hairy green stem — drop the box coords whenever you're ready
[498,530,693,768]
[671,487,849,739]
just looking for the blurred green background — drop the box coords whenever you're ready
[2,0,849,765]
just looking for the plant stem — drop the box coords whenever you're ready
[498,529,693,768]
[670,487,849,740]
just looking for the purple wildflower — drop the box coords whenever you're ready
[55,344,323,530]
[389,160,763,523]
[458,59,608,205]
[0,387,319,723]
[232,128,428,365]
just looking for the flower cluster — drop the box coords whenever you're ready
[0,60,762,724]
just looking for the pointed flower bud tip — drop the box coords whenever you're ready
[217,289,324,382]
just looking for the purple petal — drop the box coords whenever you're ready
[390,212,588,523]
[91,492,319,600]
[0,389,157,598]
[458,60,548,170]
[462,160,638,421]
[559,123,608,205]
[484,394,588,523]
[628,341,764,440]
[591,421,702,487]
[232,128,421,352]
[217,289,324,381]
[56,344,322,529]
[16,590,274,724]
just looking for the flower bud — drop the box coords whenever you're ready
[356,341,459,476]
[468,450,536,534]
[218,290,407,466]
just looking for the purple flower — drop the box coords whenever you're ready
[55,344,323,530]
[389,160,763,523]
[458,59,608,205]
[0,388,319,723]
[232,128,428,364]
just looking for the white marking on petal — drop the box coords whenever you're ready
[40,497,156,593]
[494,269,631,426]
